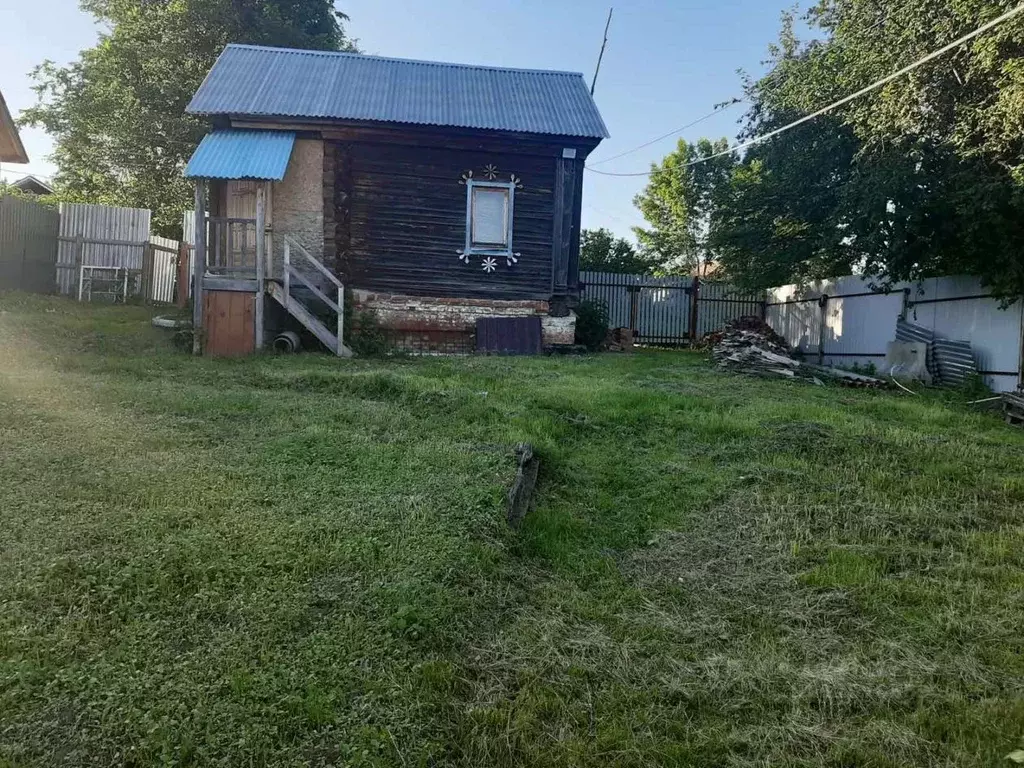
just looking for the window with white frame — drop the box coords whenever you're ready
[465,180,515,256]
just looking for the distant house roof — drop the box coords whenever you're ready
[184,130,296,180]
[0,89,28,163]
[187,44,609,140]
[11,175,52,195]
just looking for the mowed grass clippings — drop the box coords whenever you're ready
[0,291,1022,767]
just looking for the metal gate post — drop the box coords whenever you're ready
[689,276,700,341]
[176,241,190,308]
[140,243,154,303]
[817,294,829,366]
[628,285,639,335]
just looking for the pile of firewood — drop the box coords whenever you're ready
[711,316,887,388]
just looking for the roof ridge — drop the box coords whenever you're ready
[223,43,586,79]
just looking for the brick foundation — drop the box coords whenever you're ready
[351,289,576,353]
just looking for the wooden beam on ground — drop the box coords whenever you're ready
[506,443,540,528]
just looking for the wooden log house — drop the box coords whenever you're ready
[183,44,608,355]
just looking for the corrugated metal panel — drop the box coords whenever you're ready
[0,196,58,292]
[149,235,180,304]
[188,45,609,139]
[476,316,542,354]
[931,338,978,385]
[895,319,933,345]
[185,130,296,180]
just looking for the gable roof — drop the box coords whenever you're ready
[187,44,609,140]
[12,175,53,195]
[0,89,28,163]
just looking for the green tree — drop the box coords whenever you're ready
[579,227,656,274]
[633,138,737,276]
[22,0,357,236]
[714,2,1024,296]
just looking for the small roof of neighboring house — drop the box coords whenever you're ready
[0,89,29,163]
[185,129,296,180]
[11,175,53,195]
[187,44,610,139]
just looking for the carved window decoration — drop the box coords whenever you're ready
[458,168,523,270]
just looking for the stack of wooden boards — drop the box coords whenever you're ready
[710,316,887,388]
[1003,392,1024,428]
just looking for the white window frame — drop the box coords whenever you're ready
[464,179,515,258]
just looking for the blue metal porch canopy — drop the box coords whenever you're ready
[184,129,296,180]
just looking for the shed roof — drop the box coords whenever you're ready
[0,90,28,164]
[184,130,295,180]
[187,45,609,140]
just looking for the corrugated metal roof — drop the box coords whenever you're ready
[187,45,609,139]
[184,130,296,180]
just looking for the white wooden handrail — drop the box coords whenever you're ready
[286,263,341,315]
[282,236,346,356]
[284,236,343,289]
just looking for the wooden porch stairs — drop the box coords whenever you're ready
[265,236,353,357]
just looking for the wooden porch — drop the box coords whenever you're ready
[191,181,351,358]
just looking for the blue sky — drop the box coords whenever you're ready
[0,0,803,240]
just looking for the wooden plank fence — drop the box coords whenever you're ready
[12,202,185,303]
[56,203,150,295]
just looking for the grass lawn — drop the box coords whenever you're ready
[1,292,1022,767]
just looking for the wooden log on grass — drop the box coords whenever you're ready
[506,443,539,528]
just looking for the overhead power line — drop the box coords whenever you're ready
[586,3,1024,178]
[587,97,743,166]
[0,166,53,182]
[583,202,633,226]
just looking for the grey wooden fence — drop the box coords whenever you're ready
[0,196,59,293]
[1,198,180,302]
[581,271,765,345]
[56,203,151,295]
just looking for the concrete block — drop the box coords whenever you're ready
[885,341,931,383]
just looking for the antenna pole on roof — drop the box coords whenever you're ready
[590,7,613,96]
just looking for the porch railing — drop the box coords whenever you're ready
[205,217,270,276]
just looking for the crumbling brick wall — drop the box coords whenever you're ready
[351,289,576,352]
